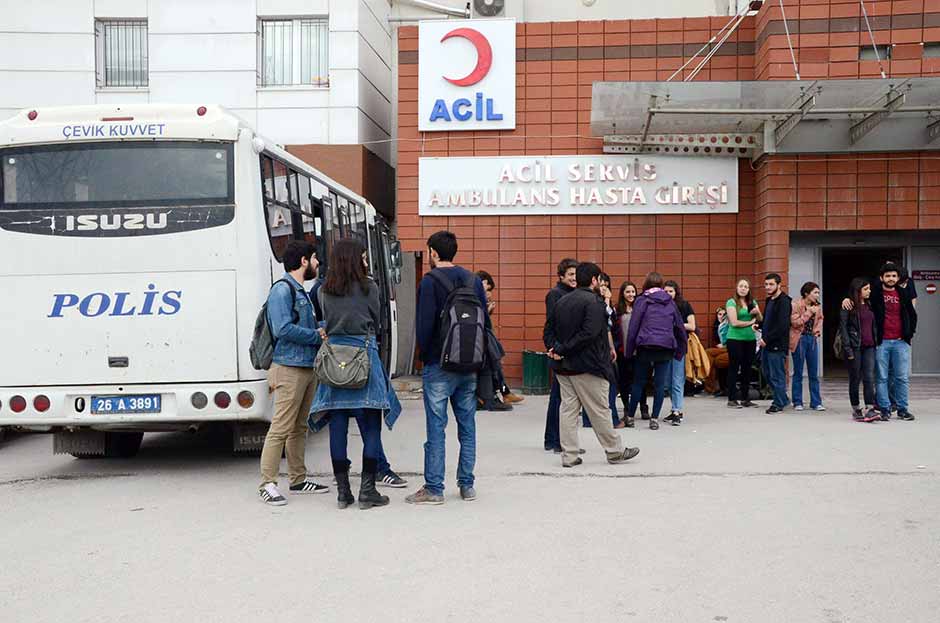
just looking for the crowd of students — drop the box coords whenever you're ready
[254,232,920,508]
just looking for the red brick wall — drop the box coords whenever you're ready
[756,0,940,80]
[396,1,940,381]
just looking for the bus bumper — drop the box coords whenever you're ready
[0,380,271,428]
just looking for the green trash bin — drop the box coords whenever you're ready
[521,349,550,395]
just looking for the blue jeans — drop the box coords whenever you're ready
[377,440,391,475]
[762,350,789,408]
[876,339,911,412]
[422,363,477,496]
[544,376,561,449]
[581,380,620,428]
[629,358,670,420]
[328,408,382,469]
[669,355,686,411]
[791,334,822,408]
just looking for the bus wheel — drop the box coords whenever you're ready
[104,432,144,458]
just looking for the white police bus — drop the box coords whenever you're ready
[0,105,402,457]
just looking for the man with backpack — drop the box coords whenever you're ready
[406,231,490,505]
[257,240,329,506]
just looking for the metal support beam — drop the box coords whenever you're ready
[849,86,908,144]
[774,82,820,146]
[928,117,940,143]
[638,95,658,151]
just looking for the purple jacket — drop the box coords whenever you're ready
[624,288,688,361]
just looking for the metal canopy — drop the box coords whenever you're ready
[591,78,940,156]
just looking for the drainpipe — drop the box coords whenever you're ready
[397,0,470,18]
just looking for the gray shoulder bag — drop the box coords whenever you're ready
[313,288,371,389]
[314,340,370,389]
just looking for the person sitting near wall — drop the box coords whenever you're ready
[704,307,731,396]
[475,270,524,411]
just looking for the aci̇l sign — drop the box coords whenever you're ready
[418,19,516,132]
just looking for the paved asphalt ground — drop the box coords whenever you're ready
[1,384,938,623]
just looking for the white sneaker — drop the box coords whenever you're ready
[794,405,804,411]
[814,405,826,412]
[259,483,287,506]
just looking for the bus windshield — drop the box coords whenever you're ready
[1,141,233,209]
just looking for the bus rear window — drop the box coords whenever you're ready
[1,141,233,209]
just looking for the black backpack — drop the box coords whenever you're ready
[428,269,487,373]
[249,279,299,370]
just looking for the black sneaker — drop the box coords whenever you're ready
[741,400,758,408]
[459,486,477,501]
[289,481,329,494]
[259,483,287,506]
[765,405,783,414]
[640,404,650,420]
[727,400,743,409]
[545,444,562,453]
[482,401,513,412]
[378,470,408,488]
[896,410,915,421]
[852,409,865,422]
[649,419,659,430]
[879,409,891,421]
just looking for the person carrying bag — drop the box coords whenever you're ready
[307,239,402,511]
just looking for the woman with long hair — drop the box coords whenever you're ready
[624,272,688,430]
[663,280,695,425]
[789,281,824,411]
[725,278,762,408]
[308,238,401,510]
[613,281,649,427]
[840,277,881,422]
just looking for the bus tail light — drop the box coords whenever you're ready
[10,396,27,413]
[34,395,51,412]
[197,106,207,116]
[237,391,255,409]
[214,392,231,409]
[27,110,38,121]
[191,392,208,409]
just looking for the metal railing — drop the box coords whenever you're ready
[96,19,148,88]
[260,17,329,87]
[299,18,329,86]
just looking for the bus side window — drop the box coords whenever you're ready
[261,155,293,261]
[260,156,275,199]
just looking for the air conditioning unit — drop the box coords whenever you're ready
[472,0,506,18]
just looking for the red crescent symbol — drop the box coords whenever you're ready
[441,28,493,87]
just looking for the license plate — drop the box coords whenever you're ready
[91,394,162,414]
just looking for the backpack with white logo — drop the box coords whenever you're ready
[249,279,299,370]
[428,269,487,374]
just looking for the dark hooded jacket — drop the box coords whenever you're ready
[550,287,613,381]
[624,288,688,361]
[543,281,576,350]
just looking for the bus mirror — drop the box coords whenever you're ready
[393,267,402,284]
[389,240,403,269]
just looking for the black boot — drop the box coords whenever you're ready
[358,458,390,510]
[332,460,355,510]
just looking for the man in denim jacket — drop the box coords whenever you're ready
[258,240,328,506]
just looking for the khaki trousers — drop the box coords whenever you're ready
[259,363,317,488]
[557,373,623,465]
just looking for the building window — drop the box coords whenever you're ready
[95,19,148,88]
[258,17,329,87]
[924,43,940,58]
[859,45,891,61]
